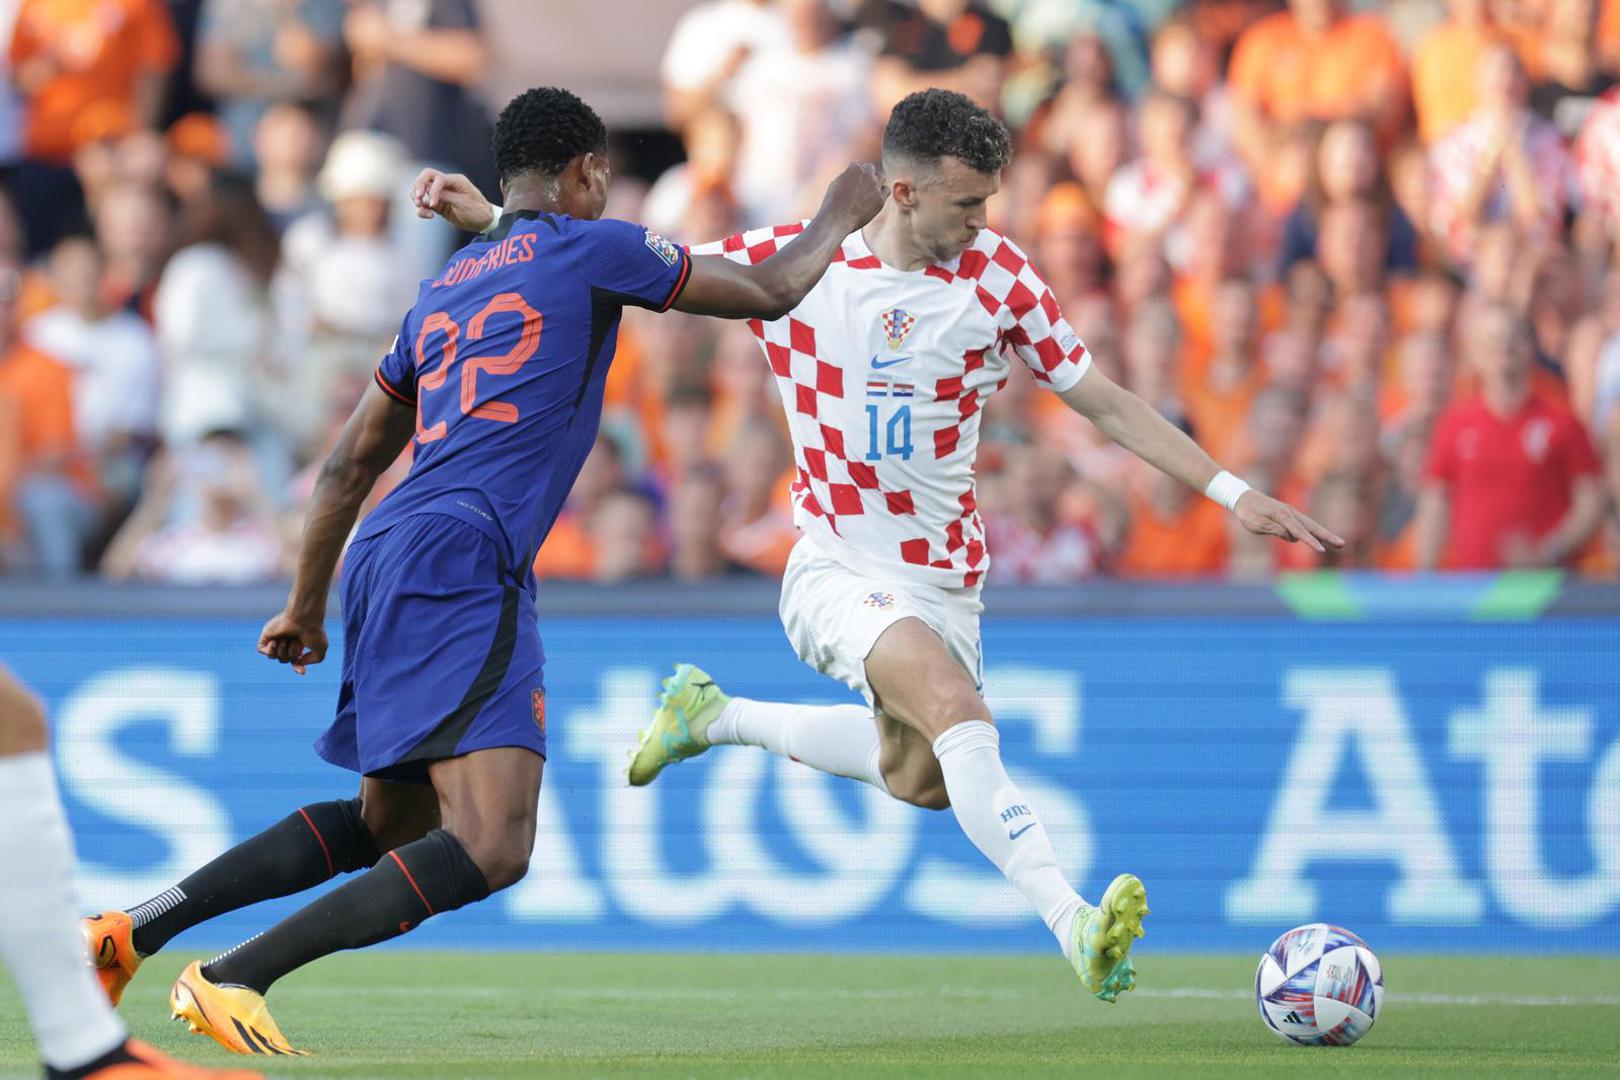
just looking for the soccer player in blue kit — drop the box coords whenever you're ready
[79,87,885,1057]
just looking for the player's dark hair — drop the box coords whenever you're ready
[492,87,608,183]
[882,89,1012,177]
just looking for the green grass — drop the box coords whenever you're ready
[3,952,1619,1078]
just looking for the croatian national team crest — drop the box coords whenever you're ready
[643,229,681,267]
[863,591,896,610]
[881,307,916,350]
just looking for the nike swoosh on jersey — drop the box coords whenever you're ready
[1008,823,1036,840]
[869,355,913,369]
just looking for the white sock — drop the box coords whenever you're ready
[0,752,126,1069]
[932,721,1086,957]
[707,698,887,791]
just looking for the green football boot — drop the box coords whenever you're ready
[627,663,730,787]
[1071,872,1149,1003]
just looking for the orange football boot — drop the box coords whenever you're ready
[63,1037,263,1079]
[169,961,308,1057]
[81,912,142,1007]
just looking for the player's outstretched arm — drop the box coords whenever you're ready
[1059,367,1345,553]
[260,383,415,673]
[673,163,886,320]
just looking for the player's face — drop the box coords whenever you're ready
[906,157,999,263]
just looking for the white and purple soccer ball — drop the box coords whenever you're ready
[1255,923,1383,1046]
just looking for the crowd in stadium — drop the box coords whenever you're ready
[1,0,1618,584]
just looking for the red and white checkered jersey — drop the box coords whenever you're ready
[689,223,1091,588]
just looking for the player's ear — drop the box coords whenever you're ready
[889,177,918,210]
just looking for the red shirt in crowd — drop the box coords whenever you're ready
[1424,392,1602,569]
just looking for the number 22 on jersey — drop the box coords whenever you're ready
[414,292,543,443]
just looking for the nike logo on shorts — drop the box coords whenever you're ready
[1008,823,1036,841]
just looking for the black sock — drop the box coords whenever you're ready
[127,798,380,957]
[203,829,490,994]
[45,1039,136,1080]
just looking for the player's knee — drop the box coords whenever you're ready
[468,840,530,892]
[920,685,991,737]
[0,679,48,755]
[882,765,951,811]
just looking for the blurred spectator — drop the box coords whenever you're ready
[1186,277,1264,464]
[1412,0,1501,145]
[25,236,159,519]
[987,444,1103,582]
[1103,90,1246,260]
[0,263,95,575]
[1280,119,1419,273]
[276,130,417,448]
[719,419,797,576]
[1227,0,1408,166]
[536,435,626,581]
[1060,99,1129,212]
[869,0,1013,115]
[340,0,492,272]
[93,182,172,318]
[1123,297,1186,425]
[1027,32,1118,161]
[1031,182,1106,309]
[1430,43,1575,263]
[7,0,179,252]
[590,488,663,584]
[719,0,873,225]
[194,0,344,169]
[1116,459,1229,576]
[1417,307,1605,569]
[252,101,325,231]
[667,466,754,580]
[101,431,281,583]
[643,107,742,238]
[153,172,279,447]
[164,111,231,204]
[1532,0,1616,138]
[660,0,787,132]
[1575,85,1620,239]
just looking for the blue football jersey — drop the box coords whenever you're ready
[358,211,691,574]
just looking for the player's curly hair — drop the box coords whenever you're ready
[492,87,608,183]
[882,89,1012,177]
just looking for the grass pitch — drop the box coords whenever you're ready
[3,952,1618,1078]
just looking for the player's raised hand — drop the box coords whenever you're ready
[1234,491,1345,554]
[258,610,329,676]
[411,167,498,232]
[816,162,887,231]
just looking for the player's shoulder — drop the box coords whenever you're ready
[954,228,1048,310]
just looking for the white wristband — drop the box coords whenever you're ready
[480,205,504,234]
[1205,470,1251,511]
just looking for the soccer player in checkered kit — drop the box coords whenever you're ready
[419,89,1342,1002]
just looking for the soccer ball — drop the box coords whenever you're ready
[1254,923,1383,1046]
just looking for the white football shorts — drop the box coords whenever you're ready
[778,535,985,706]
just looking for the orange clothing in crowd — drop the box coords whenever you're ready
[1116,495,1230,577]
[0,343,91,536]
[1185,365,1267,464]
[1411,20,1502,144]
[9,0,180,163]
[1228,11,1407,128]
[533,510,595,579]
[1172,276,1283,383]
[720,505,799,576]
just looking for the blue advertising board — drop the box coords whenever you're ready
[2,615,1617,954]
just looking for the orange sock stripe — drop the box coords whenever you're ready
[297,808,335,878]
[388,850,435,916]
